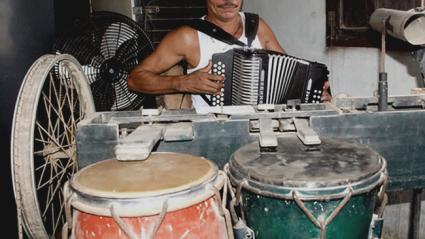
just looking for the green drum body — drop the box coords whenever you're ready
[227,134,387,239]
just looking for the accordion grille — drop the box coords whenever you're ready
[232,51,262,105]
[267,54,299,104]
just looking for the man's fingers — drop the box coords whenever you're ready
[321,92,332,102]
[200,61,212,73]
[203,78,223,93]
[199,72,224,82]
[323,80,330,90]
[209,74,224,82]
[203,84,221,95]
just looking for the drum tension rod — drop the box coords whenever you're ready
[293,188,353,239]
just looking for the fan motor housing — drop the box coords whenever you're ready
[100,58,124,83]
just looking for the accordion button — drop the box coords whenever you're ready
[218,61,222,65]
[213,64,218,68]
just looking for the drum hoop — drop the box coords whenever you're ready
[227,159,387,201]
[65,172,226,217]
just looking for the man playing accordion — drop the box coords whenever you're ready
[128,0,331,109]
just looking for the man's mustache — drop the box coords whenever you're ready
[217,2,238,8]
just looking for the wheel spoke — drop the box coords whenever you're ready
[42,92,75,141]
[35,122,72,159]
[37,156,74,191]
[36,69,82,236]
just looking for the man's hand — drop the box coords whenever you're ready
[321,81,332,102]
[178,61,224,95]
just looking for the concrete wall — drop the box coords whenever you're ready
[244,0,423,98]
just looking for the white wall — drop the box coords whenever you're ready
[244,0,423,97]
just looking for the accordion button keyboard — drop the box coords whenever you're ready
[210,61,226,106]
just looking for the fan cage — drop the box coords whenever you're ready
[54,11,156,111]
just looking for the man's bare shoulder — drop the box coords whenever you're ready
[256,17,285,53]
[153,25,200,68]
[257,17,273,36]
[164,25,198,45]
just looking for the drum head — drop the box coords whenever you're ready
[229,134,383,188]
[71,153,217,198]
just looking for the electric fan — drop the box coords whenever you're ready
[53,11,155,111]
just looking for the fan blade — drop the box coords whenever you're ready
[90,78,115,111]
[114,38,138,63]
[55,33,103,65]
[114,38,140,73]
[81,65,100,84]
[111,77,138,110]
[100,22,136,59]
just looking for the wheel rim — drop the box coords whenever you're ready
[11,54,95,238]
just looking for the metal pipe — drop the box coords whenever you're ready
[408,189,423,239]
[380,23,386,73]
[378,73,388,111]
[378,20,388,111]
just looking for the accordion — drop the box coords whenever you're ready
[206,48,329,106]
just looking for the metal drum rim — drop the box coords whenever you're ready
[229,136,384,188]
[65,171,226,217]
[226,159,387,200]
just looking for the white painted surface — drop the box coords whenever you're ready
[244,0,423,97]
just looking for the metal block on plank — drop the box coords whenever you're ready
[293,118,321,145]
[114,125,164,161]
[164,122,194,142]
[259,118,278,147]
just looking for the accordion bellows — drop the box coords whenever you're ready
[207,48,329,106]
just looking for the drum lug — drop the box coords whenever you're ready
[233,219,255,239]
[369,214,384,239]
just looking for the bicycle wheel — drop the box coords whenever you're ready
[11,54,95,238]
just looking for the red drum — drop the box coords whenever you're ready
[64,153,230,239]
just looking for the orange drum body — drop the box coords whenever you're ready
[64,153,230,239]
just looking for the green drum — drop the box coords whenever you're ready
[227,134,387,239]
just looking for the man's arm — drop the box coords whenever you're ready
[128,26,224,95]
[257,18,286,54]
